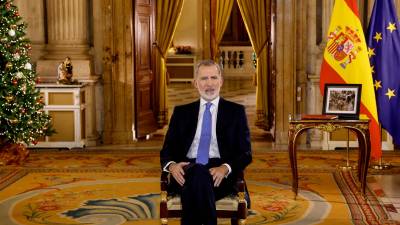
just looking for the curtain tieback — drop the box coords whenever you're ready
[256,39,270,58]
[152,42,166,60]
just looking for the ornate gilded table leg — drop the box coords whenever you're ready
[288,124,301,199]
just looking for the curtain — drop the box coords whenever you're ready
[236,0,271,130]
[154,0,184,127]
[210,0,234,60]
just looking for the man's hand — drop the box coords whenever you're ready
[209,165,229,187]
[169,162,190,186]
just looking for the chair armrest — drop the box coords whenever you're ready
[160,171,169,219]
[236,170,247,212]
[236,170,245,192]
[161,171,169,191]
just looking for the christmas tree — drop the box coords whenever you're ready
[0,0,53,149]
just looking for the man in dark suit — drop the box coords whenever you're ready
[160,59,252,225]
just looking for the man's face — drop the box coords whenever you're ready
[194,65,223,101]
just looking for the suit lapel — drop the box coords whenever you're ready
[216,98,225,140]
[185,100,199,151]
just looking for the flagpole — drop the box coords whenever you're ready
[372,125,392,170]
[340,128,354,170]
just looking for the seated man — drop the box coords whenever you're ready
[160,59,252,225]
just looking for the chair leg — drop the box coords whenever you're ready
[160,218,168,225]
[231,218,238,225]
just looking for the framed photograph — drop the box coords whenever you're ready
[322,83,362,119]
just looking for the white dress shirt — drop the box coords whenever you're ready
[186,97,220,159]
[164,96,232,175]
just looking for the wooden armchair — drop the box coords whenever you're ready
[160,170,248,225]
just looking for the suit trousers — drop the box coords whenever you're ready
[168,158,235,225]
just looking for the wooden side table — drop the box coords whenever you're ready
[34,83,87,149]
[166,55,196,82]
[288,118,371,198]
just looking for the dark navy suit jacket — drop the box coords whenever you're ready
[160,98,252,181]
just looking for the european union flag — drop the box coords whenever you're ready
[367,0,400,146]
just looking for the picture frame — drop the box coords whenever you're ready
[322,83,362,120]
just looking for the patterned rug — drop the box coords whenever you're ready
[333,171,393,225]
[0,150,399,225]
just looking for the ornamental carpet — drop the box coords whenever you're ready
[0,149,399,225]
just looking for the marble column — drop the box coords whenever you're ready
[296,0,308,115]
[83,82,99,146]
[44,0,90,60]
[37,0,93,82]
[305,0,323,148]
[102,0,136,144]
[274,0,297,145]
[36,0,99,146]
[397,0,400,16]
[307,74,323,148]
[368,0,400,19]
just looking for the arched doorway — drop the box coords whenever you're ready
[157,0,276,142]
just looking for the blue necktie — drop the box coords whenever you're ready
[196,102,212,165]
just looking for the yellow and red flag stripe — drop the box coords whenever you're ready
[320,0,381,159]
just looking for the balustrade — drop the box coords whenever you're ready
[219,46,256,79]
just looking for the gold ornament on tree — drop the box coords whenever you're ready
[5,62,12,70]
[5,95,14,102]
[9,118,19,124]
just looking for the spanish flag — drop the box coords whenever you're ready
[320,0,381,159]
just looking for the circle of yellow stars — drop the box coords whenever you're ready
[369,21,398,100]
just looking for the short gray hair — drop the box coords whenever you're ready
[194,59,222,78]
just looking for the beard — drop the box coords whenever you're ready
[199,88,220,101]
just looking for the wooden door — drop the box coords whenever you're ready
[133,0,158,138]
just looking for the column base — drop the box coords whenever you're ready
[30,43,46,63]
[102,131,136,145]
[85,135,100,147]
[274,130,289,145]
[36,59,93,83]
[44,45,91,60]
